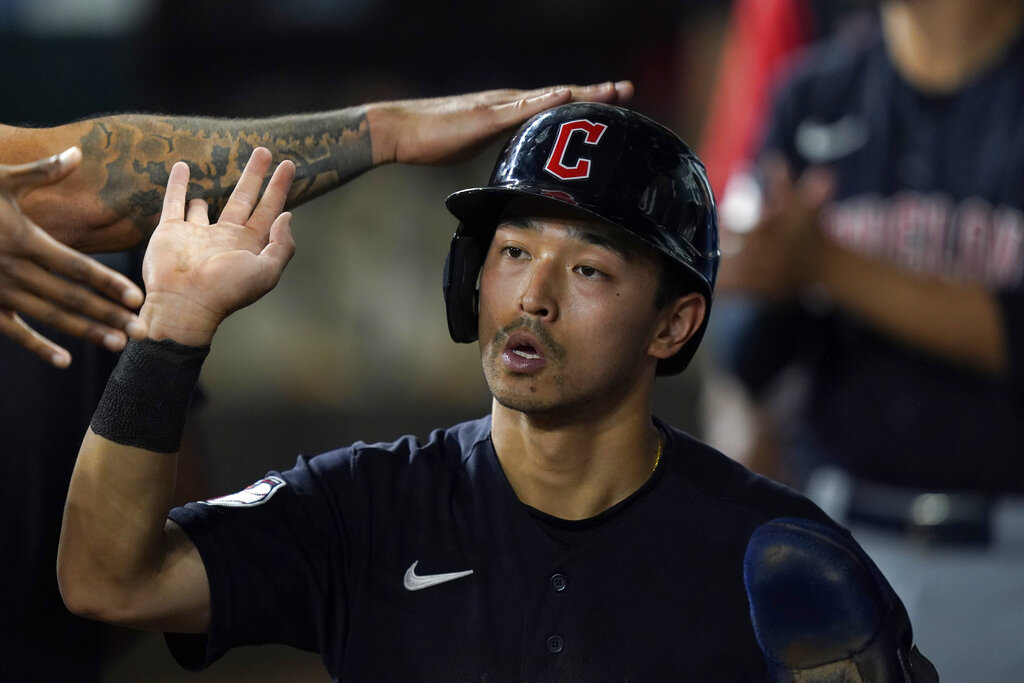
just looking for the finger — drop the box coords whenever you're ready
[3,249,144,335]
[251,211,296,294]
[186,198,211,226]
[569,81,620,103]
[25,224,145,311]
[0,310,72,368]
[160,162,191,224]
[492,81,634,125]
[516,81,624,102]
[219,147,273,225]
[260,212,295,265]
[484,89,573,131]
[466,88,544,106]
[246,160,296,235]
[0,287,129,352]
[0,147,82,194]
[612,80,635,104]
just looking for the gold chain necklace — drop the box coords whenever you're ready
[651,432,664,473]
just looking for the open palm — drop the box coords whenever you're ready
[141,147,296,346]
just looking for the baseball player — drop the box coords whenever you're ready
[713,1,1024,678]
[58,103,934,680]
[1,82,633,681]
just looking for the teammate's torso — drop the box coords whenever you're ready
[763,31,1024,491]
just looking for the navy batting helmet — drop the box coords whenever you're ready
[443,102,719,375]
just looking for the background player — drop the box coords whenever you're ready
[712,0,1024,679]
[58,103,933,680]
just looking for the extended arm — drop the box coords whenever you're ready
[4,82,633,252]
[58,148,295,632]
[809,239,1006,375]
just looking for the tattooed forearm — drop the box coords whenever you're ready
[78,108,371,237]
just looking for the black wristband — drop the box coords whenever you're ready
[90,338,210,453]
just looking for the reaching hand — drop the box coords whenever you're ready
[0,147,147,368]
[368,81,635,166]
[141,147,296,346]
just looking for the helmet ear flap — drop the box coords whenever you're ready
[443,226,486,343]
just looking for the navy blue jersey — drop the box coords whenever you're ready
[732,27,1024,492]
[167,416,835,680]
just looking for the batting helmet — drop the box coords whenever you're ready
[443,102,719,375]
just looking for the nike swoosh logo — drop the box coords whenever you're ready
[403,561,474,591]
[795,114,868,164]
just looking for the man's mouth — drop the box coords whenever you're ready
[498,330,549,374]
[511,344,542,360]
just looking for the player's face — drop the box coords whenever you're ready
[477,203,667,418]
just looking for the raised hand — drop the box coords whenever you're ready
[141,147,296,346]
[367,81,635,166]
[0,147,146,368]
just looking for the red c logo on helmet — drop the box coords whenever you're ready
[544,119,608,181]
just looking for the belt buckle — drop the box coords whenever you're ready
[905,492,991,547]
[844,479,993,548]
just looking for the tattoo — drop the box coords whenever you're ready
[79,109,372,237]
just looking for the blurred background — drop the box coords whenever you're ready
[0,0,733,679]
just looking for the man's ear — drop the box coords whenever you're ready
[648,293,706,361]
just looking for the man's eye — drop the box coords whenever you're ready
[503,246,525,259]
[575,265,602,278]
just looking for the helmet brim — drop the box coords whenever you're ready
[447,184,611,232]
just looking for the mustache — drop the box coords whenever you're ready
[493,316,566,360]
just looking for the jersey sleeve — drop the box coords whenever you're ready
[164,453,349,670]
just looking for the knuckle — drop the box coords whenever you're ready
[101,307,127,327]
[82,325,108,346]
[38,305,63,328]
[0,310,20,334]
[0,253,16,276]
[62,287,89,311]
[63,257,92,283]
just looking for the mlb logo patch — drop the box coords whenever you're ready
[201,475,287,507]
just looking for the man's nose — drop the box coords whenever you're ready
[519,258,560,322]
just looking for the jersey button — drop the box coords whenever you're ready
[550,573,568,592]
[546,635,565,654]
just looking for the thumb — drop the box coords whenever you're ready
[260,212,296,269]
[1,147,82,194]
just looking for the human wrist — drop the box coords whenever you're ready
[364,101,398,166]
[90,338,210,453]
[140,293,220,346]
